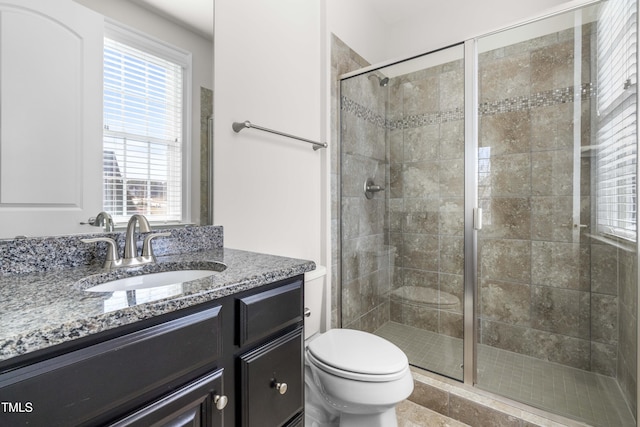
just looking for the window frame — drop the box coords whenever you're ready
[103,20,192,226]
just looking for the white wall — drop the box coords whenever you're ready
[324,0,388,66]
[327,0,580,66]
[213,0,324,263]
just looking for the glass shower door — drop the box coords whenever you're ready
[475,2,637,425]
[340,44,467,381]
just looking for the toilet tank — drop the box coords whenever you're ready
[304,265,327,340]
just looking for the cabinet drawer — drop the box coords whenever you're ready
[239,328,303,427]
[0,305,222,426]
[237,278,302,347]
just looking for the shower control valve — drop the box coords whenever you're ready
[364,178,385,199]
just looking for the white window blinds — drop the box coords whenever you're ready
[103,36,184,223]
[595,0,638,241]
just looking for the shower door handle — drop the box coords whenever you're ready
[474,208,483,230]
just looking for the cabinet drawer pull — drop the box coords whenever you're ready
[275,382,288,395]
[214,394,228,410]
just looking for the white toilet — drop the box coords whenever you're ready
[304,266,414,427]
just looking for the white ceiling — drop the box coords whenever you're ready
[132,0,214,39]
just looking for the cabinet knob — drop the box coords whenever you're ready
[214,394,228,410]
[275,382,288,395]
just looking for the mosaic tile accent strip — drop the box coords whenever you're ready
[480,82,596,116]
[340,96,387,128]
[341,82,597,130]
[389,108,464,130]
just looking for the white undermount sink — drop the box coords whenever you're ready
[84,270,217,293]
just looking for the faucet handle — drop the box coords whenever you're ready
[142,232,171,258]
[81,237,120,267]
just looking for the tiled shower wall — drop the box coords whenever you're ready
[330,35,371,328]
[618,248,637,416]
[476,27,598,370]
[386,58,466,340]
[478,24,614,372]
[339,50,393,332]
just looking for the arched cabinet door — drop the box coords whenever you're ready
[0,0,103,238]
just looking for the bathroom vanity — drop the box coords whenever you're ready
[0,226,313,426]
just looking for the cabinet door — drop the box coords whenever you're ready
[110,369,225,427]
[0,305,222,426]
[0,0,103,238]
[239,329,303,427]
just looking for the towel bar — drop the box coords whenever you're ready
[232,120,327,151]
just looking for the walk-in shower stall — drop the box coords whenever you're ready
[338,1,638,425]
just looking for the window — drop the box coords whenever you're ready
[595,0,637,242]
[103,24,190,224]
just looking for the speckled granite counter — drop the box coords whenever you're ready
[0,227,315,363]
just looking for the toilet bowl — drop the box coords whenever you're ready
[304,267,414,427]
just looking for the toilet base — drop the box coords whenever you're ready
[339,408,397,427]
[305,409,338,427]
[304,408,397,427]
[305,367,339,427]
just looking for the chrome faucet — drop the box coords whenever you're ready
[82,214,170,269]
[94,211,114,232]
[124,214,151,259]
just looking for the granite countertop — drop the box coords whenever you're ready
[0,248,315,363]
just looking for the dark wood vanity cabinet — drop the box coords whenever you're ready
[236,281,304,427]
[0,275,305,427]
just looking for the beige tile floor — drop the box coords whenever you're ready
[397,400,470,426]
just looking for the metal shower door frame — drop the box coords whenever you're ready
[463,38,479,386]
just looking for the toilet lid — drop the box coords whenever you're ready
[307,329,408,377]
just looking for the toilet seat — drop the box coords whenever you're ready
[307,329,409,382]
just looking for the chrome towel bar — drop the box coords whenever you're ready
[232,120,328,151]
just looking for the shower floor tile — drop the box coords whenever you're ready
[374,321,635,427]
